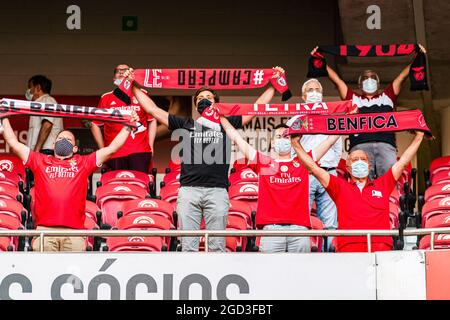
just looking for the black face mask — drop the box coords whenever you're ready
[197,99,213,115]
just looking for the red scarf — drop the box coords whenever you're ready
[214,100,355,116]
[0,99,134,126]
[114,68,292,104]
[287,110,433,138]
[308,44,428,91]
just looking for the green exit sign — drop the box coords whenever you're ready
[122,16,138,31]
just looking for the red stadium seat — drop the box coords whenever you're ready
[0,213,24,251]
[85,200,100,222]
[0,184,22,201]
[0,171,21,189]
[100,170,153,192]
[422,197,450,227]
[432,170,450,185]
[424,212,450,229]
[425,183,450,202]
[228,168,258,186]
[107,236,164,252]
[430,156,450,182]
[419,234,450,250]
[0,155,26,179]
[115,214,172,250]
[0,198,27,223]
[310,216,324,252]
[389,202,399,229]
[160,185,180,210]
[120,198,176,225]
[229,200,254,228]
[167,158,181,173]
[161,171,181,187]
[226,215,249,252]
[231,158,251,173]
[228,183,258,212]
[389,188,400,206]
[0,237,14,251]
[96,184,148,226]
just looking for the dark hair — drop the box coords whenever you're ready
[274,123,289,130]
[28,75,52,94]
[193,87,220,103]
[114,64,129,75]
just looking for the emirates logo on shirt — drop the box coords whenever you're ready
[45,162,79,178]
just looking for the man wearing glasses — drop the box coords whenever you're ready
[90,64,157,173]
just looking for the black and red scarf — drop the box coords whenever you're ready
[308,44,428,91]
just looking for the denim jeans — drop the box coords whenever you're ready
[259,225,310,253]
[309,170,338,251]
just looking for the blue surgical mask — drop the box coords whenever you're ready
[274,138,292,155]
[362,78,378,94]
[25,88,33,101]
[351,160,369,178]
[305,91,323,103]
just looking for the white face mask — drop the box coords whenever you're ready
[25,88,33,101]
[305,91,323,103]
[362,78,378,94]
[113,78,123,86]
[274,138,292,155]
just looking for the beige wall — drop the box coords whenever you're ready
[0,0,339,97]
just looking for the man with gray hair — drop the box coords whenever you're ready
[287,78,342,251]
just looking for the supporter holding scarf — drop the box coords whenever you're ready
[306,44,427,180]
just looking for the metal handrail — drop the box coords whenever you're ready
[1,227,449,252]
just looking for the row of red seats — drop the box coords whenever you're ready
[419,156,450,249]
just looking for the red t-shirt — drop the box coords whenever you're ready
[326,168,398,251]
[96,91,154,159]
[248,152,311,229]
[26,151,99,229]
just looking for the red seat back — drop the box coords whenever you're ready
[101,170,152,191]
[425,183,450,202]
[107,236,164,252]
[422,197,450,227]
[228,183,258,212]
[0,155,26,179]
[229,168,258,185]
[121,198,175,224]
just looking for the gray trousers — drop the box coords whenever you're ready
[350,142,397,180]
[259,225,311,253]
[177,186,229,252]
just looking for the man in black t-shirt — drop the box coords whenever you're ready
[126,67,284,251]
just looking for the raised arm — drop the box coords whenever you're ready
[220,116,256,160]
[392,44,426,95]
[95,112,139,164]
[123,68,169,127]
[133,87,169,127]
[33,119,53,151]
[391,131,424,180]
[291,135,330,188]
[242,66,284,126]
[148,118,157,151]
[313,135,341,162]
[311,47,348,100]
[90,122,105,148]
[1,118,30,162]
[96,126,131,165]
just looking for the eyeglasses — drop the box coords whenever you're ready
[115,68,129,74]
